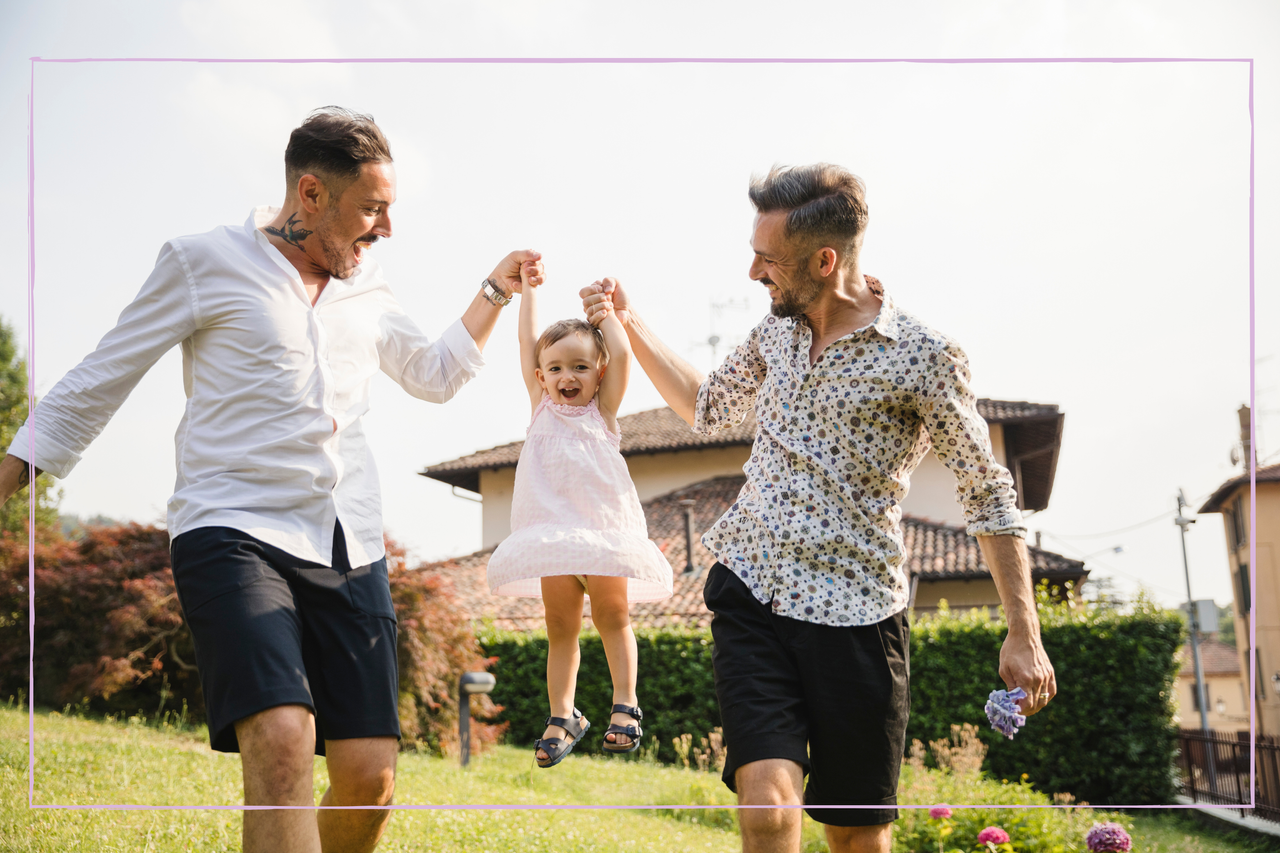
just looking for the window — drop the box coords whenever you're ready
[1230,495,1248,549]
[1237,562,1251,614]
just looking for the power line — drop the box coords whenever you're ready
[1039,534,1185,599]
[1040,489,1216,540]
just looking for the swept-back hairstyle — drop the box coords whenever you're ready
[748,163,869,267]
[284,106,393,198]
[534,319,609,368]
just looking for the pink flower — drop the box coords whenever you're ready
[977,826,1011,845]
[1086,821,1133,852]
[928,806,952,819]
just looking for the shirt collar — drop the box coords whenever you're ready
[796,285,902,343]
[870,290,902,341]
[246,206,363,291]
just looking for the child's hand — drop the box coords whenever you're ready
[491,250,543,296]
[514,258,544,295]
[581,278,631,327]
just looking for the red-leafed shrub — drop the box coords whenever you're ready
[1,524,503,756]
[1,522,197,717]
[386,538,507,755]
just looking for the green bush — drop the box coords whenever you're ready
[481,588,1184,804]
[478,626,720,764]
[908,591,1185,805]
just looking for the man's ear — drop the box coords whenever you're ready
[296,174,326,215]
[815,246,840,278]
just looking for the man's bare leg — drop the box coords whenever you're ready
[236,704,321,853]
[317,737,398,853]
[736,759,894,853]
[825,822,893,853]
[736,759,804,853]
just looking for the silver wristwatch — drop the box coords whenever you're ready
[480,277,511,307]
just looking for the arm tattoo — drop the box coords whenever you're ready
[17,465,29,488]
[264,213,313,249]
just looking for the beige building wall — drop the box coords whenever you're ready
[1215,481,1280,736]
[478,446,751,549]
[899,424,1006,527]
[1175,671,1251,733]
[911,578,1002,615]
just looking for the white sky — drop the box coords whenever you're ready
[1,1,1277,619]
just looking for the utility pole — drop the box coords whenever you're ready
[1175,489,1216,788]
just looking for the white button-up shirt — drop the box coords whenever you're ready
[694,281,1024,627]
[9,207,484,566]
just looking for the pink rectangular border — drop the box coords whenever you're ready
[24,55,1257,814]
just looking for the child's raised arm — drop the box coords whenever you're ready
[518,265,544,412]
[593,277,631,424]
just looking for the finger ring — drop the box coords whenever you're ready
[1038,692,1050,698]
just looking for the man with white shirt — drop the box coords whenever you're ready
[0,107,540,853]
[581,164,1056,853]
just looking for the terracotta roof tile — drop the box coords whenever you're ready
[422,475,1085,630]
[1179,638,1243,676]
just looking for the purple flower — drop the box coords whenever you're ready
[977,825,1010,845]
[985,687,1027,739]
[1086,821,1133,852]
[928,806,952,819]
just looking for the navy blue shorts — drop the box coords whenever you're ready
[704,562,910,827]
[169,524,400,755]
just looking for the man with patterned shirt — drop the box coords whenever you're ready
[582,163,1056,853]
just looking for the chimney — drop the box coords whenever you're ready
[679,499,698,575]
[1238,404,1253,469]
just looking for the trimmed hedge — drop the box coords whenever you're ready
[908,595,1184,806]
[477,626,720,765]
[478,591,1185,804]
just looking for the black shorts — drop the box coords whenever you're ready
[704,562,910,827]
[170,524,400,755]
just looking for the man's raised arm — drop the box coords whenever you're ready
[580,279,704,426]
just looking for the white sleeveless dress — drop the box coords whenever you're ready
[486,396,673,601]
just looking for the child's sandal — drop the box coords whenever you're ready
[534,708,590,768]
[602,704,643,754]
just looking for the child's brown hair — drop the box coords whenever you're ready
[534,319,610,368]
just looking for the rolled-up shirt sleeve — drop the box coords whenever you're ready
[919,339,1026,538]
[693,321,769,436]
[7,241,199,479]
[377,304,485,403]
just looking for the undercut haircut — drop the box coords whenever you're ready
[748,163,869,267]
[284,107,393,199]
[534,319,610,368]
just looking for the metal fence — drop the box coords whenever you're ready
[1176,729,1280,824]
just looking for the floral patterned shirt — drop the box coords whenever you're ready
[694,284,1025,627]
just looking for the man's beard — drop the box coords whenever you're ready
[769,269,825,319]
[316,210,375,280]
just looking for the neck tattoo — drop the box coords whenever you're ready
[264,213,313,250]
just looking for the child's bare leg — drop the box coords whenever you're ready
[539,575,587,761]
[584,576,640,747]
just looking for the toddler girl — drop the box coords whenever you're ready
[486,272,673,768]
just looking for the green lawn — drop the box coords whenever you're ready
[2,706,1275,852]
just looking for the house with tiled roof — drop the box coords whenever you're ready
[419,400,1083,628]
[1198,404,1280,735]
[1175,637,1250,733]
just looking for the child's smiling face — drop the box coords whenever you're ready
[535,332,603,407]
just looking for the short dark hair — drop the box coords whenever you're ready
[284,107,393,198]
[534,319,609,368]
[748,164,869,266]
